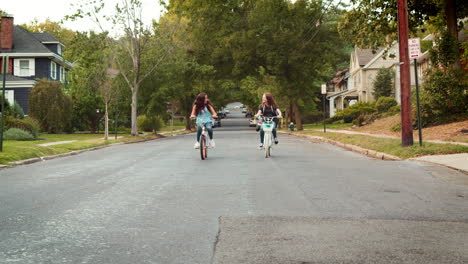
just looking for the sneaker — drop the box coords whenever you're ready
[209,139,216,148]
[258,143,264,149]
[274,137,279,144]
[194,142,200,149]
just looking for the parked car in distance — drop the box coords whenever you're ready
[224,109,230,114]
[213,117,221,127]
[217,111,226,119]
[249,118,257,127]
[241,108,247,113]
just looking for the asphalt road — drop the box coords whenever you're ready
[1,109,467,264]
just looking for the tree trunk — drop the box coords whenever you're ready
[292,101,303,131]
[104,102,109,140]
[289,102,294,124]
[131,85,139,136]
[185,113,191,130]
[444,0,460,69]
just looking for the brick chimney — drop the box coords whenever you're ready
[1,14,14,50]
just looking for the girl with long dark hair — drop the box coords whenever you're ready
[190,93,218,149]
[255,93,282,149]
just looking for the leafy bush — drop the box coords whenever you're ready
[390,122,401,132]
[333,102,377,123]
[353,113,378,127]
[0,95,12,116]
[11,101,25,119]
[137,115,164,133]
[29,79,73,133]
[388,105,400,115]
[376,96,398,113]
[6,116,41,138]
[372,68,394,100]
[4,128,34,141]
[417,68,467,127]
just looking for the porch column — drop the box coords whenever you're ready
[329,97,336,117]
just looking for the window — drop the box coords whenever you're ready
[57,45,62,55]
[50,61,57,79]
[19,60,30,76]
[5,90,14,105]
[60,67,66,82]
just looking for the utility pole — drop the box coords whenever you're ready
[397,0,414,146]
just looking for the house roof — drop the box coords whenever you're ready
[31,32,59,43]
[354,47,385,66]
[10,26,52,53]
[3,74,31,82]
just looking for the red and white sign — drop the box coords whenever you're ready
[409,38,420,59]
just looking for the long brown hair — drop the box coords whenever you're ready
[193,93,213,116]
[264,93,276,107]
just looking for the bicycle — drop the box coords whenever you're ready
[199,121,209,160]
[260,116,281,158]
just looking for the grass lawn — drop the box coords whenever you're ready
[279,123,353,131]
[0,133,160,165]
[159,125,186,132]
[299,131,468,159]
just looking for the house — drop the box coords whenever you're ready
[325,68,358,117]
[0,14,72,114]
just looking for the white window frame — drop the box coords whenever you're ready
[57,45,62,56]
[50,61,57,79]
[5,90,14,105]
[14,58,35,77]
[60,66,66,82]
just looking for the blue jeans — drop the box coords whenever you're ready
[197,122,213,142]
[260,123,277,144]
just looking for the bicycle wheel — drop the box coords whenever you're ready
[200,135,206,160]
[264,132,270,158]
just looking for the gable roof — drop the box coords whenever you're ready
[353,47,385,66]
[11,26,51,53]
[32,32,59,43]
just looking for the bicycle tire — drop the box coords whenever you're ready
[200,135,206,160]
[264,132,270,158]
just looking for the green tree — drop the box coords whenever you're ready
[68,0,174,136]
[29,80,72,133]
[338,0,467,68]
[67,31,109,132]
[373,68,394,100]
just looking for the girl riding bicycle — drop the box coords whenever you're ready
[190,93,218,149]
[255,93,282,149]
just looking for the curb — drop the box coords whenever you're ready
[2,136,162,169]
[282,132,401,161]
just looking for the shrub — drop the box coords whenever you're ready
[376,96,398,113]
[0,95,12,116]
[333,102,377,123]
[390,122,401,132]
[138,115,164,133]
[29,79,73,133]
[373,68,394,100]
[353,113,378,127]
[5,116,41,138]
[388,105,400,115]
[11,101,25,119]
[417,68,467,127]
[4,128,34,141]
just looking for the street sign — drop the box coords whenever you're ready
[321,84,327,94]
[409,38,420,59]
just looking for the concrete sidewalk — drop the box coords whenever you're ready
[312,129,468,146]
[412,153,468,173]
[294,129,468,174]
